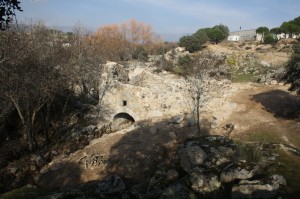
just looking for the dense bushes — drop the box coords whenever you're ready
[203,25,229,44]
[284,44,300,94]
[263,34,277,44]
[178,24,229,52]
[179,35,206,53]
[0,23,102,151]
[160,53,227,77]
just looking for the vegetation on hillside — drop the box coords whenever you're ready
[0,23,103,152]
[0,19,165,152]
[280,16,300,38]
[178,24,229,52]
[0,8,299,196]
[256,16,300,44]
[91,19,163,61]
[284,43,300,94]
[0,20,169,193]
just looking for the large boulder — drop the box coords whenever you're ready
[190,168,221,194]
[259,68,286,85]
[179,141,207,172]
[220,162,259,183]
[204,146,236,168]
[164,47,190,64]
[260,61,271,67]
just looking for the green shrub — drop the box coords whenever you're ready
[264,34,277,44]
[178,55,192,66]
[173,66,185,75]
[284,44,300,94]
[179,34,207,53]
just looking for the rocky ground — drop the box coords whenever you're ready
[1,41,300,199]
[2,81,298,199]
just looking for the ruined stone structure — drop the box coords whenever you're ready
[99,61,193,127]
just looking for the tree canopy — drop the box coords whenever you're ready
[212,24,229,40]
[178,24,229,52]
[266,16,300,38]
[256,27,272,43]
[200,24,229,44]
[270,27,282,34]
[280,22,300,37]
[179,35,205,53]
[0,0,22,30]
[256,27,269,35]
[205,28,224,44]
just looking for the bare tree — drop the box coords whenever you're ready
[69,25,104,100]
[0,24,72,151]
[187,56,214,135]
[188,72,206,135]
[93,19,162,61]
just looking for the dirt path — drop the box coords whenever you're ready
[220,83,300,147]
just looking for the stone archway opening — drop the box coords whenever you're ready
[111,112,135,131]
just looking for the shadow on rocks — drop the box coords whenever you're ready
[103,118,211,196]
[35,162,83,189]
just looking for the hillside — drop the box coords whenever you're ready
[1,41,300,199]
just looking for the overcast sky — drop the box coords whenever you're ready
[18,0,300,40]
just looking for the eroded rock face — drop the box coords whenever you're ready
[232,175,286,199]
[99,61,233,129]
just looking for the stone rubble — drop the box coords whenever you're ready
[36,136,287,199]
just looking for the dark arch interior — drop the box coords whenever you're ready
[112,112,135,132]
[113,112,135,122]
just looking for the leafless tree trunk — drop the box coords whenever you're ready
[188,73,205,136]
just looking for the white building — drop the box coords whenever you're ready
[228,29,257,41]
[228,35,240,41]
[228,29,299,42]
